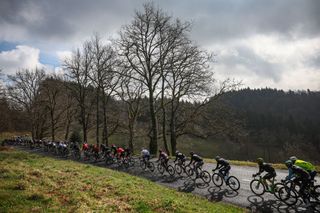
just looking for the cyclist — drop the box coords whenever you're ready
[285,160,311,204]
[187,152,204,177]
[141,148,150,162]
[111,144,117,156]
[253,158,276,192]
[157,150,169,167]
[213,156,231,182]
[100,144,111,158]
[124,146,131,158]
[116,146,125,159]
[82,142,90,160]
[82,142,89,151]
[289,156,317,181]
[174,150,186,165]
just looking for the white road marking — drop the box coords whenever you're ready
[242,179,251,182]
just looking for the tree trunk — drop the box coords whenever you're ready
[128,120,134,154]
[64,118,71,141]
[51,117,55,141]
[96,87,100,145]
[148,88,158,155]
[81,106,88,143]
[161,78,170,155]
[102,91,109,146]
[170,109,177,155]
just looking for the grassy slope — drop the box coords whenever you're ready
[0,148,245,213]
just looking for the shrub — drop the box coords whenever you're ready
[69,130,82,144]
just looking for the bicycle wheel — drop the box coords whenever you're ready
[311,185,320,201]
[278,186,298,206]
[212,173,223,187]
[157,164,165,174]
[167,165,175,176]
[148,162,155,172]
[227,176,240,191]
[186,166,196,179]
[123,159,129,169]
[200,170,211,184]
[273,182,285,199]
[129,158,135,167]
[284,181,300,199]
[140,160,147,170]
[250,179,265,195]
[175,164,182,175]
[105,156,113,165]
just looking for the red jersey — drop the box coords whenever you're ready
[117,147,125,154]
[82,143,89,150]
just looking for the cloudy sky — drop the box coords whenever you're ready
[0,0,320,90]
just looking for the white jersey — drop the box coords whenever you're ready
[141,149,150,156]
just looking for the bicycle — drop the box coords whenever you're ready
[122,156,135,168]
[140,157,155,172]
[278,178,320,206]
[174,160,188,176]
[157,160,175,176]
[211,169,240,191]
[250,174,284,199]
[185,163,211,184]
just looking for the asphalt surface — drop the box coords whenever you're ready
[15,147,320,213]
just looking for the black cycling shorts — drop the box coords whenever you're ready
[263,172,276,180]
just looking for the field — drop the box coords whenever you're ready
[0,148,245,212]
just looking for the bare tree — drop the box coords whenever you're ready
[87,34,119,145]
[6,68,46,139]
[63,44,94,143]
[117,3,190,154]
[118,75,145,152]
[41,76,68,141]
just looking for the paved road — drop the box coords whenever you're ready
[17,147,320,213]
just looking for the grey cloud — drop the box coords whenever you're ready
[1,0,320,46]
[218,45,282,82]
[308,53,320,69]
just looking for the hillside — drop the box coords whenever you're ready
[0,148,244,212]
[218,88,320,163]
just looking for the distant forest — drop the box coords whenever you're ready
[219,88,320,163]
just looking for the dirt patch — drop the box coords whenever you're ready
[0,146,14,152]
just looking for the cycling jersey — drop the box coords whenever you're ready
[294,160,315,172]
[82,143,89,150]
[215,158,230,170]
[141,149,150,157]
[93,144,99,153]
[111,146,117,155]
[159,152,169,161]
[174,152,186,162]
[258,163,275,174]
[190,154,203,163]
[291,165,310,180]
[117,147,125,154]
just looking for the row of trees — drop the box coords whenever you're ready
[3,4,238,155]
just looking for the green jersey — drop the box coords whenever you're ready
[294,159,315,172]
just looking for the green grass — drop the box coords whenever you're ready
[0,148,245,213]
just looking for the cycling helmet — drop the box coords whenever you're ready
[289,156,297,163]
[175,150,180,155]
[190,151,194,156]
[285,160,293,168]
[215,156,221,161]
[257,158,264,164]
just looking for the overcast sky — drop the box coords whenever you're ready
[1,0,320,90]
